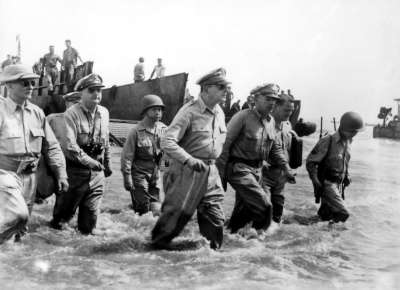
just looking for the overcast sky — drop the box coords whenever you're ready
[1,0,399,123]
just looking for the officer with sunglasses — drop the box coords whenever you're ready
[0,64,68,243]
[152,68,229,250]
[217,83,295,236]
[50,73,112,234]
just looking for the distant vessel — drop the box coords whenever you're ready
[373,98,400,139]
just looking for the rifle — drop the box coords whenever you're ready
[319,116,323,139]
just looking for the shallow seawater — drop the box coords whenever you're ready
[0,127,399,290]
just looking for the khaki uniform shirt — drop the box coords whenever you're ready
[161,97,226,164]
[217,109,287,172]
[121,120,167,175]
[306,131,351,179]
[47,113,67,143]
[62,47,79,67]
[268,120,292,167]
[0,97,66,179]
[62,103,110,168]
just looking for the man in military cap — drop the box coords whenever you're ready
[43,45,62,94]
[306,111,364,223]
[0,64,68,240]
[36,91,82,202]
[217,83,295,235]
[121,94,167,216]
[151,68,229,249]
[50,73,112,234]
[262,92,298,227]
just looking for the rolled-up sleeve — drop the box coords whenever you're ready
[41,118,67,180]
[161,109,191,164]
[120,127,137,176]
[306,137,329,178]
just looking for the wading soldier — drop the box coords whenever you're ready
[152,68,229,249]
[217,84,295,235]
[306,111,364,223]
[262,93,297,226]
[50,74,112,234]
[0,65,68,242]
[121,94,167,215]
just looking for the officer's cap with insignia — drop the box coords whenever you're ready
[196,68,231,86]
[251,83,280,100]
[62,91,81,103]
[74,73,105,91]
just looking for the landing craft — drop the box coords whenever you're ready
[373,98,400,139]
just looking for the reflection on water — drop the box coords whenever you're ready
[1,127,399,289]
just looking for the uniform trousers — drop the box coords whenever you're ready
[53,167,104,234]
[227,162,272,233]
[152,160,225,249]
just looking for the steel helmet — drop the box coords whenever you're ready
[339,111,364,132]
[141,94,165,115]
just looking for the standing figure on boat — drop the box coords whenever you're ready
[43,45,62,94]
[121,94,167,216]
[62,39,83,90]
[306,111,364,223]
[217,83,295,236]
[149,58,166,80]
[50,74,112,234]
[134,57,145,83]
[152,68,229,249]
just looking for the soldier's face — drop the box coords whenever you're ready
[276,102,294,121]
[255,95,276,115]
[7,79,35,101]
[146,106,163,121]
[82,87,102,107]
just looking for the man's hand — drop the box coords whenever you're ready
[311,177,323,203]
[92,161,105,171]
[104,167,113,177]
[123,176,134,191]
[185,157,207,172]
[57,178,69,193]
[343,175,351,187]
[284,168,296,184]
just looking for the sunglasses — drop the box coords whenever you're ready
[215,84,227,91]
[88,87,101,93]
[14,80,35,87]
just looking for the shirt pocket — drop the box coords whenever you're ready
[243,130,261,154]
[192,123,211,139]
[137,133,153,158]
[29,127,45,153]
[1,127,24,153]
[77,124,90,145]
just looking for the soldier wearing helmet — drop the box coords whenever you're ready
[306,111,364,223]
[121,94,167,215]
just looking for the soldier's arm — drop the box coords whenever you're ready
[62,111,100,168]
[160,108,191,164]
[216,111,244,176]
[120,127,137,177]
[269,137,289,168]
[305,137,330,179]
[41,117,67,180]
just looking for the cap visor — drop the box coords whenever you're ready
[20,73,40,79]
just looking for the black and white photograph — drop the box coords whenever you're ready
[0,0,399,289]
